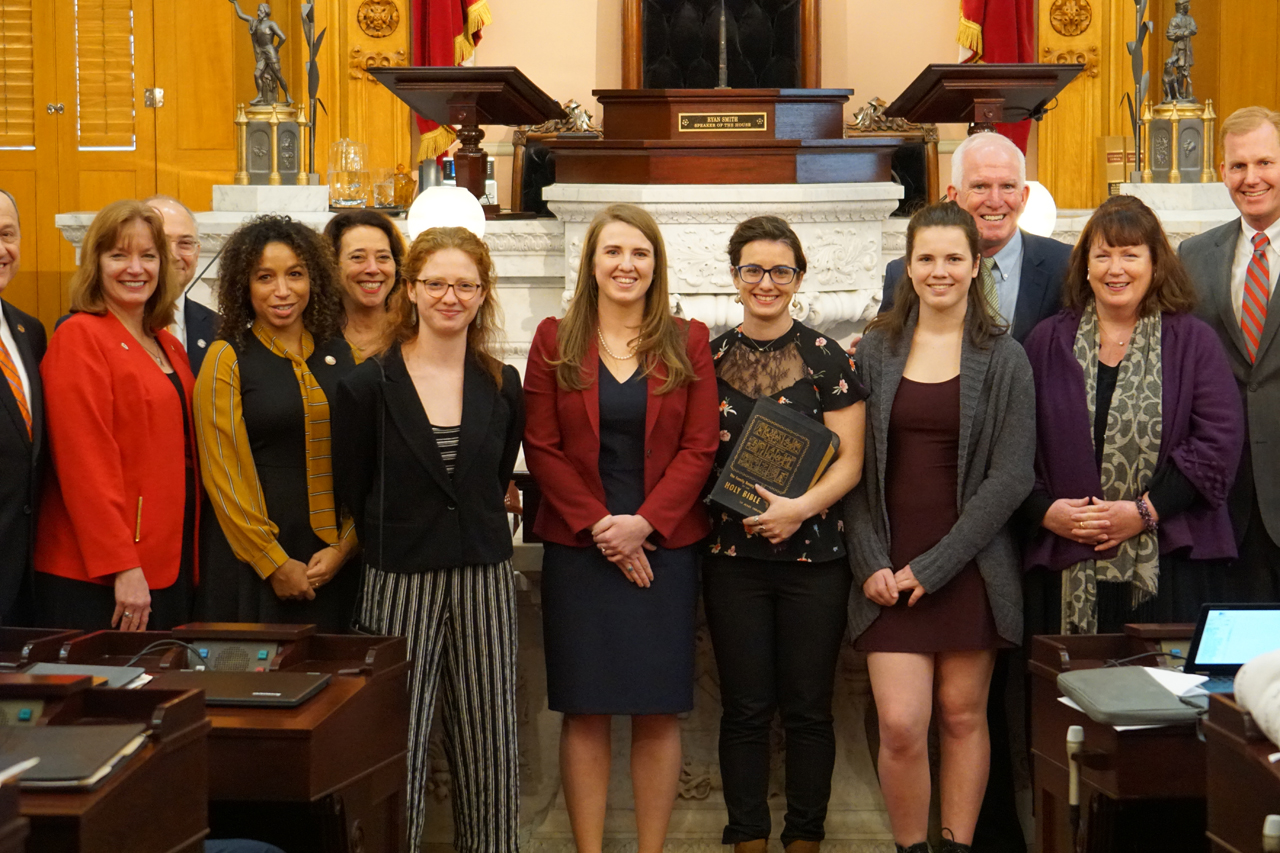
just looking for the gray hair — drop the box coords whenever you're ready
[950,132,1027,192]
[0,189,18,227]
[145,194,199,237]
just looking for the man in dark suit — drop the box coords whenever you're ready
[146,195,220,376]
[1179,105,1280,602]
[880,132,1072,342]
[0,188,45,625]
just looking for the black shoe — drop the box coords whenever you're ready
[937,829,971,853]
[895,844,931,853]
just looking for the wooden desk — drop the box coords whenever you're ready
[0,674,209,853]
[1029,626,1207,853]
[58,626,411,853]
[0,784,29,853]
[1204,694,1280,853]
[0,628,82,670]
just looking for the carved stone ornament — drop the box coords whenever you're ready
[1049,0,1092,37]
[525,100,602,135]
[356,0,400,38]
[349,47,408,82]
[1043,44,1100,78]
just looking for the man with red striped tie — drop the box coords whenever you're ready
[1180,106,1280,603]
[0,189,45,625]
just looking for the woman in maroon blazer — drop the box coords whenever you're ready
[524,203,719,853]
[35,199,198,631]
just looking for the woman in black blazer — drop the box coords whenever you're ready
[333,227,524,853]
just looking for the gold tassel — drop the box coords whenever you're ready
[958,16,983,61]
[454,0,493,65]
[418,124,456,162]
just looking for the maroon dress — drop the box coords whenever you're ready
[855,376,1005,653]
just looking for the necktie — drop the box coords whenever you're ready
[1242,232,1271,363]
[980,257,1001,321]
[0,337,31,439]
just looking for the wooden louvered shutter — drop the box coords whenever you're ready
[0,0,35,149]
[75,0,137,150]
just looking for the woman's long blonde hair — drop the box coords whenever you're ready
[553,203,695,394]
[385,226,506,386]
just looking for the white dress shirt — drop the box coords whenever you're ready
[0,303,31,410]
[1230,219,1280,323]
[168,292,188,352]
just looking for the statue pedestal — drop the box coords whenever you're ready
[211,184,330,213]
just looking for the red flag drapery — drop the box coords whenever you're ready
[412,0,493,161]
[959,0,1035,152]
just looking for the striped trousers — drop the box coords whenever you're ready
[359,561,520,853]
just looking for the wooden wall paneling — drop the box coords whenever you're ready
[52,0,158,318]
[622,0,641,89]
[1217,3,1278,132]
[0,0,62,326]
[1037,0,1104,209]
[339,0,411,180]
[153,0,238,210]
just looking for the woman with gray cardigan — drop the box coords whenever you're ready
[845,202,1035,853]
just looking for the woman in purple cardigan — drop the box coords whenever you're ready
[1023,196,1244,635]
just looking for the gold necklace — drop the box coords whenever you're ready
[597,327,636,361]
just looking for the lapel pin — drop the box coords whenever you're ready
[197,338,207,349]
[15,324,23,333]
[120,342,129,350]
[324,355,336,365]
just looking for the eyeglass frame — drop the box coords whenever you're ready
[412,278,485,299]
[732,264,800,285]
[168,237,201,256]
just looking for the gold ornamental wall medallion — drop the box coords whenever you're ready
[1049,0,1092,37]
[357,0,400,38]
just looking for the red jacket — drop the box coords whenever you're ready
[35,312,199,588]
[523,316,719,548]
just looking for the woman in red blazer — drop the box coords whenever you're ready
[524,203,718,853]
[35,200,198,632]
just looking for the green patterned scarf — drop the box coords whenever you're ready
[1061,307,1163,634]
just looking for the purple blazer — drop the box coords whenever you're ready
[1023,309,1243,571]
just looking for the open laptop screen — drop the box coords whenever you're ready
[1185,604,1280,674]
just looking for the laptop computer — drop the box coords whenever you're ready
[147,670,331,708]
[1182,603,1280,693]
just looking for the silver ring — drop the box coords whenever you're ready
[753,516,761,524]
[625,565,635,573]
[123,611,131,617]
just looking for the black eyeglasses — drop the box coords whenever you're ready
[413,279,483,299]
[734,264,799,285]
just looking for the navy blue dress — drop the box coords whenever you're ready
[541,362,698,714]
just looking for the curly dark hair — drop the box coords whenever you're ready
[215,214,345,346]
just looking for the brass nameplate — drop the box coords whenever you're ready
[678,112,768,132]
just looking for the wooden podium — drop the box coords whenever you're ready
[0,674,209,853]
[367,66,566,216]
[1029,626,1208,853]
[57,625,411,853]
[546,88,902,184]
[886,63,1084,134]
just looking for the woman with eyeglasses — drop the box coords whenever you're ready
[523,203,718,853]
[333,226,524,852]
[194,214,360,631]
[703,215,867,853]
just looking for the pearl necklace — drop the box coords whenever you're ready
[597,327,636,361]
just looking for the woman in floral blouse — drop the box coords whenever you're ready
[703,215,867,853]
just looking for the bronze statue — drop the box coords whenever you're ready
[1162,0,1197,103]
[228,1,292,106]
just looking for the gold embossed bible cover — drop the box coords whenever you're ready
[709,396,840,517]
